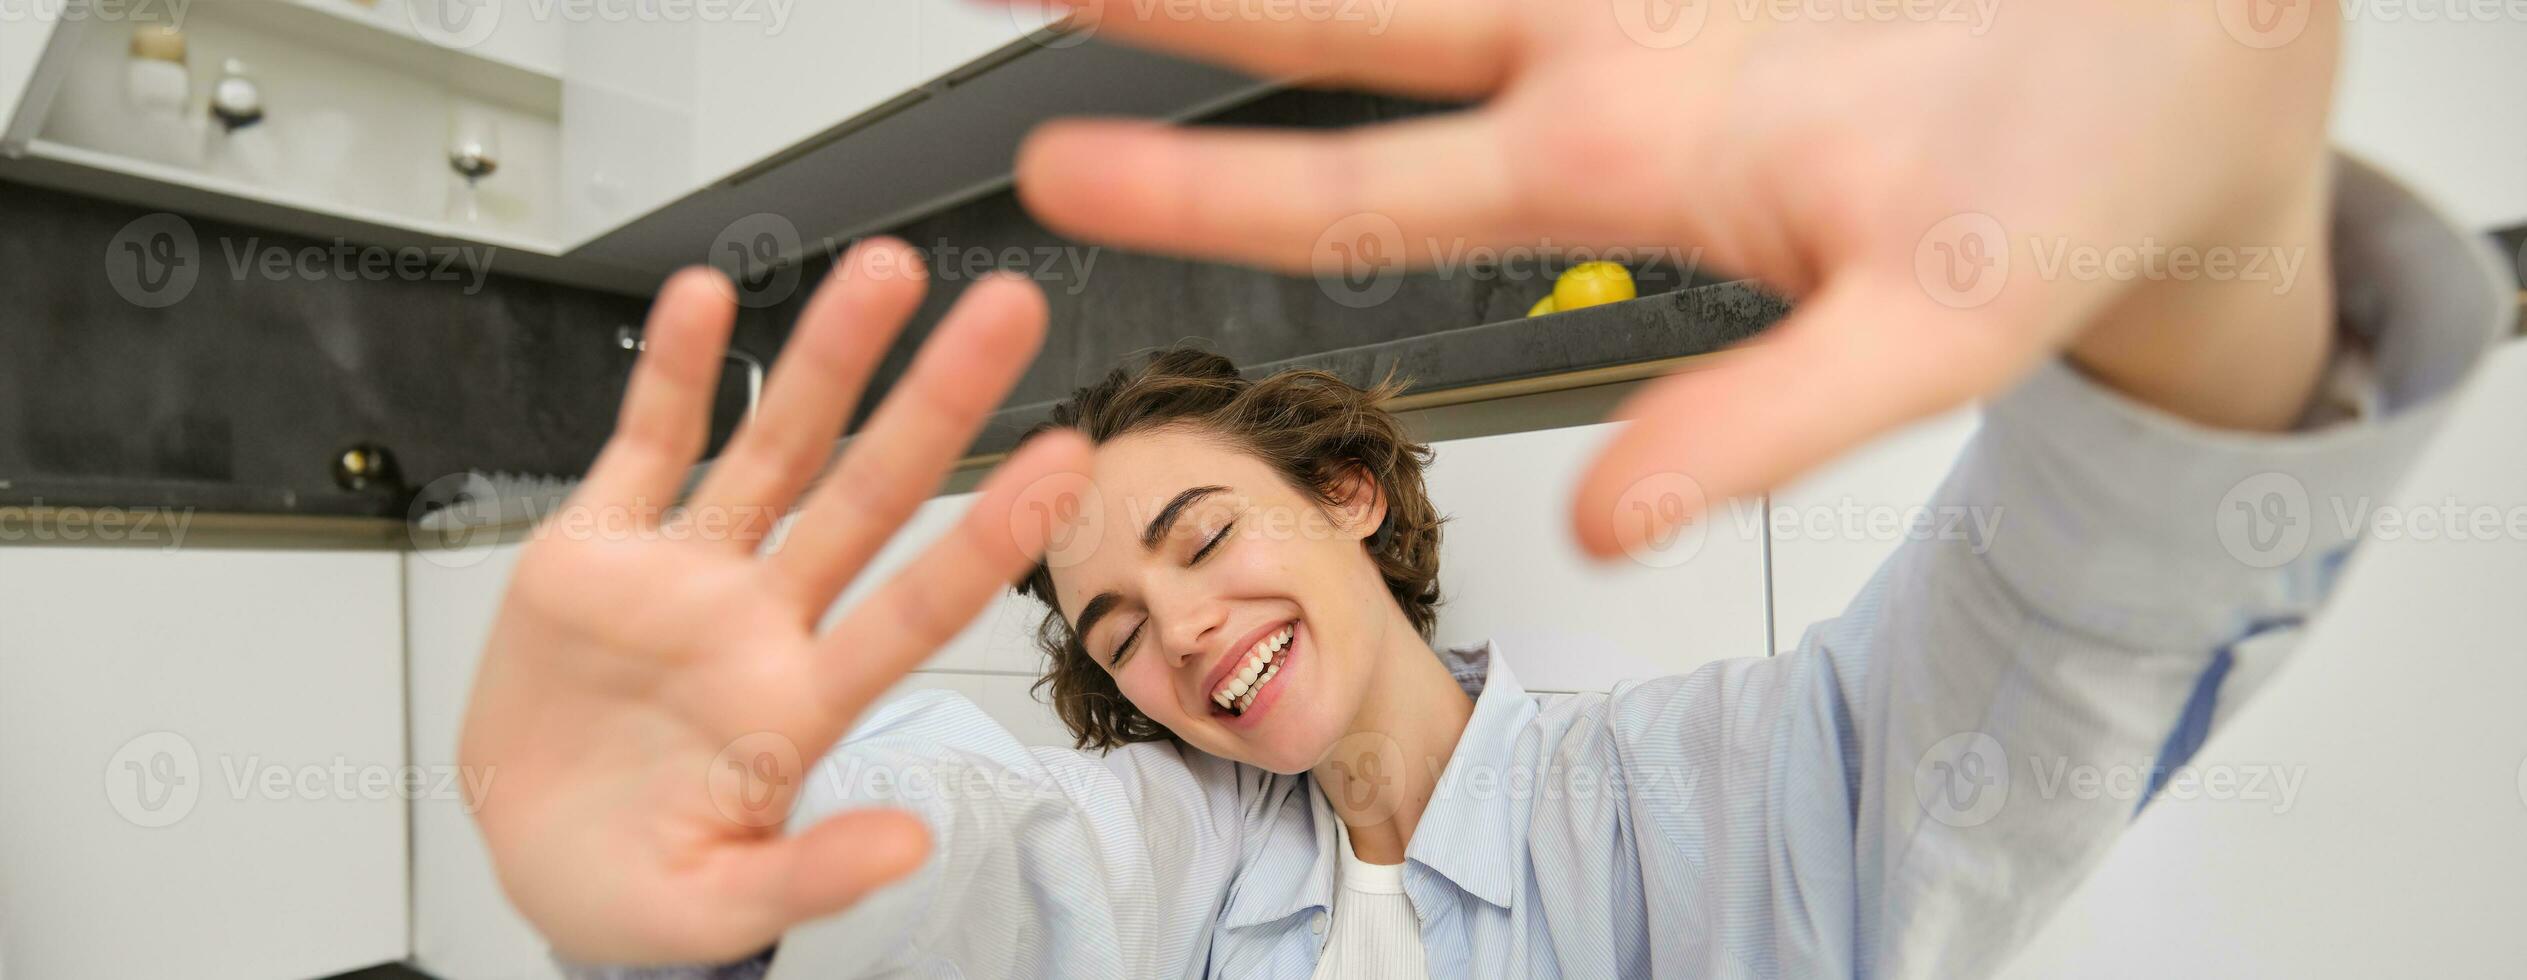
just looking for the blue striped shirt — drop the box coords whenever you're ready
[576,154,2510,980]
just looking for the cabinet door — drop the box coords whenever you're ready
[405,541,570,980]
[0,7,79,154]
[0,547,408,980]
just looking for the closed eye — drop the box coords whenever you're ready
[1110,620,1144,667]
[1191,519,1238,563]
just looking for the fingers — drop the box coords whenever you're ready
[1017,111,1525,273]
[579,268,739,515]
[767,274,1056,612]
[1038,0,1520,99]
[708,809,932,952]
[1568,275,2042,559]
[685,239,930,552]
[813,429,1096,716]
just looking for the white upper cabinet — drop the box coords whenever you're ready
[1,0,1265,292]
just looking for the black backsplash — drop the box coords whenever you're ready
[0,177,762,518]
[0,89,1730,520]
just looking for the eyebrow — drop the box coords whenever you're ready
[1142,485,1228,550]
[1072,484,1230,654]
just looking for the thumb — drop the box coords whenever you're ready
[725,808,934,940]
[1569,274,2039,561]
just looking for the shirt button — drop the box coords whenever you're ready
[1310,911,1328,935]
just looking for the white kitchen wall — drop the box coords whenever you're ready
[2334,11,2527,228]
[1767,408,1982,650]
[2000,340,2527,977]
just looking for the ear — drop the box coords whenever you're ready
[1325,463,1388,543]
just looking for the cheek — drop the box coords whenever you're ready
[1110,664,1187,723]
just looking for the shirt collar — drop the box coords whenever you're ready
[1217,640,1536,927]
[1405,640,1537,910]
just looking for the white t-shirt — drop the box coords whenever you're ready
[1310,819,1431,980]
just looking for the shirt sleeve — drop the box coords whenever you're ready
[1638,152,2514,980]
[557,691,1250,980]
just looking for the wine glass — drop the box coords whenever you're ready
[446,107,502,224]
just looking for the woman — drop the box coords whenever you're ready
[457,1,2511,977]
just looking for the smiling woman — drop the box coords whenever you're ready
[1015,349,1447,756]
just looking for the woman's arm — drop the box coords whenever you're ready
[1729,154,2515,978]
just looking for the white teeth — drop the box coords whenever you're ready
[1215,623,1296,712]
[1235,663,1280,712]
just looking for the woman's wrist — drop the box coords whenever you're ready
[2062,164,2339,433]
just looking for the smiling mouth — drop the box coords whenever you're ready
[1211,621,1294,718]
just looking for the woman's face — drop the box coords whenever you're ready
[1045,427,1396,774]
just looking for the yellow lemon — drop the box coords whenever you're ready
[1553,262,1637,312]
[1527,294,1559,317]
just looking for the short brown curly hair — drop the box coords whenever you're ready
[1015,348,1445,750]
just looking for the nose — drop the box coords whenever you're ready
[1150,588,1227,672]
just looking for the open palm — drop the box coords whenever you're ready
[1012,0,2343,553]
[459,242,1091,964]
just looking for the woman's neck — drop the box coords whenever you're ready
[1310,624,1475,865]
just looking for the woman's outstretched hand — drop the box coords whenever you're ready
[458,241,1092,964]
[1008,0,2345,558]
